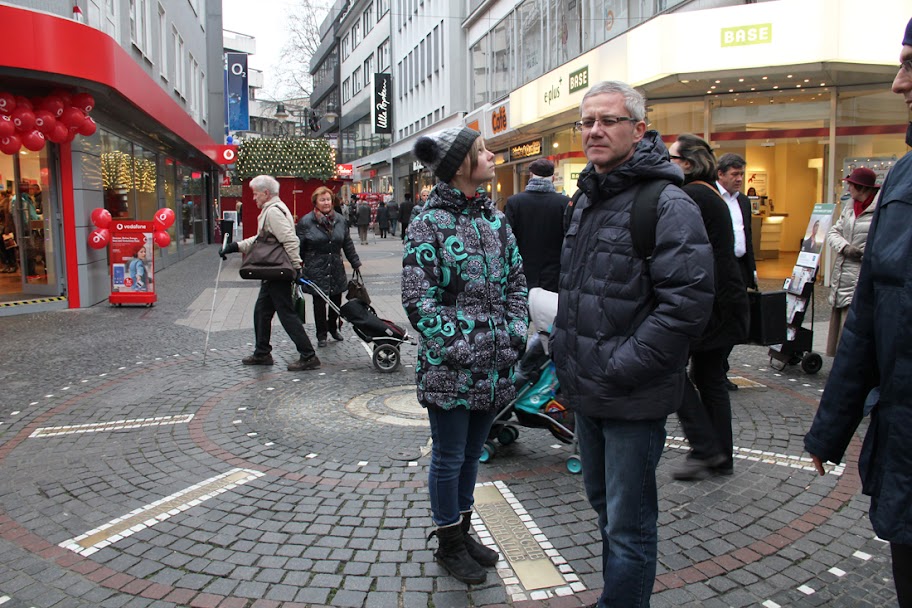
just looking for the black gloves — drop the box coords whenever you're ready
[843,244,863,261]
[295,266,305,282]
[219,241,239,260]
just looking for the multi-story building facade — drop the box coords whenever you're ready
[1,0,226,314]
[330,0,909,265]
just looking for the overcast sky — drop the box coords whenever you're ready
[222,0,293,97]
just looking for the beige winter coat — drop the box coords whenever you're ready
[237,197,302,267]
[826,194,878,308]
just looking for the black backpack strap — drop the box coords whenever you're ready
[564,189,585,233]
[630,179,671,260]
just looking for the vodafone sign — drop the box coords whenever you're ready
[206,144,238,164]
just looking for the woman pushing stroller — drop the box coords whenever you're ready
[402,127,529,585]
[296,187,362,347]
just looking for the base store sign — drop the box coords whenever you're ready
[110,221,154,298]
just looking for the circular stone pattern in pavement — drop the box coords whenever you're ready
[346,384,428,427]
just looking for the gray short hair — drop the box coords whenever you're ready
[250,175,280,196]
[581,81,646,122]
[717,153,746,174]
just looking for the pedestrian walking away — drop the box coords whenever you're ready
[667,134,749,482]
[377,200,390,238]
[219,174,320,371]
[550,81,713,608]
[403,126,529,585]
[825,167,879,356]
[805,19,912,608]
[388,196,400,237]
[504,157,569,293]
[399,192,414,240]
[355,197,371,245]
[297,186,362,348]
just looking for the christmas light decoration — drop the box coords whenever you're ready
[236,137,336,179]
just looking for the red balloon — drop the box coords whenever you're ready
[88,228,111,249]
[60,106,86,129]
[0,134,22,155]
[90,208,112,228]
[77,116,97,136]
[72,92,95,114]
[21,130,45,152]
[47,122,69,144]
[153,230,171,248]
[0,92,16,115]
[0,115,13,137]
[11,107,36,132]
[154,207,176,229]
[14,96,32,111]
[40,96,65,118]
[63,127,78,144]
[51,89,73,106]
[34,110,57,135]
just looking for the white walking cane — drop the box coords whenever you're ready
[203,233,230,365]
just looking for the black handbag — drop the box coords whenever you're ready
[346,269,370,305]
[239,231,295,281]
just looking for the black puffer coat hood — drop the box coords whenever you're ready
[551,131,714,420]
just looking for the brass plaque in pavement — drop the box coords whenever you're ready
[474,485,565,590]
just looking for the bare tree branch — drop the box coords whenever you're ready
[269,0,328,100]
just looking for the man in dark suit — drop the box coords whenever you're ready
[504,158,569,293]
[399,193,414,240]
[716,153,757,390]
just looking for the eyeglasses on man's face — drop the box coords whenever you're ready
[900,59,912,75]
[574,116,638,132]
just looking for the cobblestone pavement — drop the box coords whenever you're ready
[0,231,898,608]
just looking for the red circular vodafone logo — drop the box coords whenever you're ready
[221,148,236,163]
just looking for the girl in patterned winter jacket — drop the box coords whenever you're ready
[402,127,528,585]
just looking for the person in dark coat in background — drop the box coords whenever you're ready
[504,158,569,293]
[667,134,749,481]
[297,186,362,347]
[715,153,757,391]
[551,81,713,608]
[399,193,414,240]
[377,200,390,238]
[355,197,371,245]
[388,197,400,237]
[805,19,912,608]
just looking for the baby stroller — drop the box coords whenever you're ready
[297,280,412,372]
[479,288,581,474]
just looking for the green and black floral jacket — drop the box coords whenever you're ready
[402,182,528,411]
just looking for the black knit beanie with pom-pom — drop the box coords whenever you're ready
[413,127,480,183]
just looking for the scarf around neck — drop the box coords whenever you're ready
[315,209,335,233]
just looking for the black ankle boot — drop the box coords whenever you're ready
[460,511,499,567]
[428,521,486,584]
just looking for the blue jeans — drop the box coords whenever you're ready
[426,406,497,526]
[575,413,666,608]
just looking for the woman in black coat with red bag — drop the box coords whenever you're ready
[297,187,362,347]
[668,134,750,481]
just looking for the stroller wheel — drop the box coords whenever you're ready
[372,344,401,373]
[497,425,519,446]
[566,455,582,475]
[479,441,497,464]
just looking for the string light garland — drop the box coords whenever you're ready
[236,137,336,179]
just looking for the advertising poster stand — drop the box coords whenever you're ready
[108,220,156,307]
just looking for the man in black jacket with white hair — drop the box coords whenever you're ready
[551,81,713,608]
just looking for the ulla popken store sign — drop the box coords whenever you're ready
[372,73,392,134]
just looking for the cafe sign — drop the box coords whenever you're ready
[510,139,542,161]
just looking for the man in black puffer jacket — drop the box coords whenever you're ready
[551,81,714,608]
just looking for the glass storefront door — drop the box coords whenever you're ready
[0,147,61,301]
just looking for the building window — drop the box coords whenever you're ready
[342,33,350,60]
[343,77,351,103]
[130,0,152,55]
[352,21,360,49]
[377,0,388,17]
[158,3,168,80]
[353,67,362,94]
[378,38,390,71]
[363,3,374,34]
[517,0,542,84]
[434,24,441,71]
[172,27,185,96]
[363,55,374,87]
[470,36,488,109]
[491,16,513,100]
